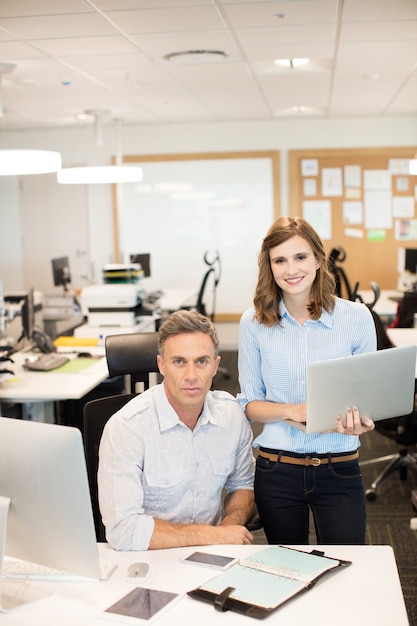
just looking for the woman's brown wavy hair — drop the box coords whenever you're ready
[253,216,336,326]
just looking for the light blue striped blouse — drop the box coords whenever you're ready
[237,297,377,454]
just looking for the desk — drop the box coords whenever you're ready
[156,288,197,312]
[0,347,109,421]
[0,543,408,625]
[386,328,417,390]
[358,289,402,320]
[74,316,157,339]
[387,327,417,348]
[386,327,417,377]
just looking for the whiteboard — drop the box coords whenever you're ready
[118,154,278,315]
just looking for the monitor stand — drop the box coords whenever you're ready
[0,496,52,612]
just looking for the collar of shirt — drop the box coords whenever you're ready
[153,384,220,432]
[280,300,333,329]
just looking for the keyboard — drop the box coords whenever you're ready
[23,353,69,371]
[2,558,117,582]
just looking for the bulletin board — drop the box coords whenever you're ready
[289,147,417,292]
[113,151,280,320]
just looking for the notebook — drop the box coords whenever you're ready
[187,545,350,619]
[289,345,417,434]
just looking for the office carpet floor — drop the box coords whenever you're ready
[214,351,417,626]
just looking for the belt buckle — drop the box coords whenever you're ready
[308,457,321,466]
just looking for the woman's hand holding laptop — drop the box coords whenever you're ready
[285,403,376,435]
[335,406,375,435]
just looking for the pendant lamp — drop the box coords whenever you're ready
[57,113,143,184]
[0,150,62,176]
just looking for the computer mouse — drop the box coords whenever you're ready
[77,351,92,358]
[126,562,151,584]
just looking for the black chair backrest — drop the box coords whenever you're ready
[328,246,357,301]
[192,250,221,322]
[83,392,137,541]
[83,331,161,540]
[368,306,417,447]
[394,291,417,328]
[367,281,381,310]
[369,308,393,350]
[195,267,216,320]
[105,331,160,392]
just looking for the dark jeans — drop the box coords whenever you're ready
[255,450,366,545]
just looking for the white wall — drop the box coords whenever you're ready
[0,177,23,290]
[1,115,416,306]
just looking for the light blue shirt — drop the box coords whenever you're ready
[98,383,255,551]
[237,297,377,454]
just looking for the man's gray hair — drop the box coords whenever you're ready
[158,309,219,356]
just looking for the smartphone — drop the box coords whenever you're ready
[181,551,238,570]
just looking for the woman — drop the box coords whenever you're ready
[237,216,376,545]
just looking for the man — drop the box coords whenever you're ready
[98,309,255,550]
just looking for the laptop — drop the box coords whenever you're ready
[289,345,416,434]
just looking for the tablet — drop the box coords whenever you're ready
[290,345,416,434]
[181,551,238,570]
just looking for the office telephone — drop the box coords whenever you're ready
[32,328,56,354]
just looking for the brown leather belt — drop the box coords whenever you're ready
[258,450,359,466]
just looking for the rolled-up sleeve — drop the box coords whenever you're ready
[98,415,155,551]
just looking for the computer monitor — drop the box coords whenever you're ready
[0,418,102,611]
[51,256,71,291]
[404,248,417,274]
[19,287,35,342]
[130,253,151,278]
[18,288,56,353]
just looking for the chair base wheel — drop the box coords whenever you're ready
[365,489,377,501]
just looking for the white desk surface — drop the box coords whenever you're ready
[0,347,108,403]
[386,327,417,378]
[0,543,408,626]
[387,327,417,347]
[74,317,156,338]
[153,288,197,312]
[358,289,402,317]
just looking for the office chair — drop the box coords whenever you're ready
[83,393,136,541]
[193,250,222,321]
[328,246,359,301]
[360,309,417,500]
[192,250,230,379]
[105,331,160,392]
[354,281,380,310]
[390,290,417,328]
[83,332,161,541]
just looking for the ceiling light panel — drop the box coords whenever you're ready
[99,6,225,34]
[342,0,417,22]
[0,13,115,39]
[32,35,138,58]
[235,23,337,47]
[223,0,339,27]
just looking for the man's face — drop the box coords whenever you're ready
[157,332,220,414]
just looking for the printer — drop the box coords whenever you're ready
[80,283,148,327]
